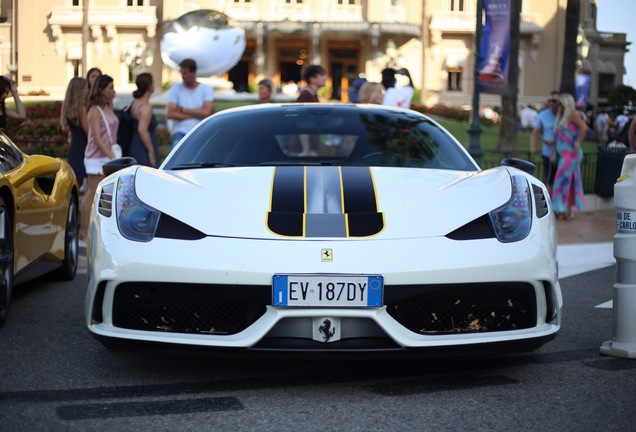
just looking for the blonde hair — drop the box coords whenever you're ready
[358,82,384,104]
[555,93,576,129]
[60,77,87,130]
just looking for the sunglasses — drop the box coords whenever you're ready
[548,99,559,103]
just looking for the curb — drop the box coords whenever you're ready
[583,194,614,212]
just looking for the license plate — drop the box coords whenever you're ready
[273,274,383,307]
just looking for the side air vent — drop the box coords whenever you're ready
[98,183,115,217]
[532,184,549,218]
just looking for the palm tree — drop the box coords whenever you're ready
[559,0,580,96]
[497,0,521,151]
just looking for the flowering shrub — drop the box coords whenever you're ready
[156,124,173,161]
[4,101,67,157]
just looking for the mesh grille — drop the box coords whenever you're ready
[112,283,269,335]
[385,283,537,334]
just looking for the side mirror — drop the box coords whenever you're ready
[9,154,61,186]
[103,157,137,177]
[500,158,535,175]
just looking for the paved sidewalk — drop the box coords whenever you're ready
[556,209,616,280]
[556,209,615,245]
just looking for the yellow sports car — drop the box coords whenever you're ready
[0,131,79,326]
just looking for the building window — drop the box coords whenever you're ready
[338,0,356,4]
[589,1,597,22]
[447,67,462,91]
[72,60,80,77]
[450,0,465,11]
[286,0,303,3]
[598,73,614,98]
[127,0,144,6]
[72,0,80,5]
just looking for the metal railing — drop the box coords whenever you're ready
[16,140,627,196]
[481,148,629,195]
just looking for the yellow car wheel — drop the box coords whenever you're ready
[54,196,79,280]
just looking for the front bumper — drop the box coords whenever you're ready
[86,232,561,352]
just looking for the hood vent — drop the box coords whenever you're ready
[532,184,549,218]
[97,183,114,217]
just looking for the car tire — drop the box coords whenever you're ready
[0,198,14,327]
[54,196,79,281]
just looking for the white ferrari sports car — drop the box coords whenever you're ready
[85,103,561,355]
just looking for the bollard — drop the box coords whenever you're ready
[600,154,636,358]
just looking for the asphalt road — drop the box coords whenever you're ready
[0,262,634,431]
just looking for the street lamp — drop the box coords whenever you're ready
[467,0,484,165]
[123,42,151,82]
[576,25,590,72]
[6,64,17,80]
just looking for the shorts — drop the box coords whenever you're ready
[84,157,110,176]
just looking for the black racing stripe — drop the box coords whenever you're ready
[268,166,383,238]
[341,166,377,213]
[347,213,384,237]
[270,166,305,213]
[268,166,305,236]
[267,212,304,237]
[341,167,384,237]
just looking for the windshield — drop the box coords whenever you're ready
[163,105,478,171]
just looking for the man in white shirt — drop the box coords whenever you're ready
[519,104,538,131]
[381,67,414,109]
[166,58,215,147]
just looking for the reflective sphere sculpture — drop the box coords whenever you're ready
[161,10,246,77]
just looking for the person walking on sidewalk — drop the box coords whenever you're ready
[531,90,560,195]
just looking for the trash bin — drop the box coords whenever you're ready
[595,146,627,197]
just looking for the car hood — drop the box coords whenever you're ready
[133,166,513,240]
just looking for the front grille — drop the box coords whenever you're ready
[112,283,270,335]
[385,283,536,334]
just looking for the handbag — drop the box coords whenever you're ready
[96,106,122,159]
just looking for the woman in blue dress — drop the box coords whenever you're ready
[128,73,159,167]
[60,77,88,185]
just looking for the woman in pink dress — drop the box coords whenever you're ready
[552,93,588,220]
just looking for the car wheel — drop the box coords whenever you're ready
[0,198,14,327]
[54,196,79,280]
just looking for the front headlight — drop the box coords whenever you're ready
[116,174,160,242]
[489,175,532,243]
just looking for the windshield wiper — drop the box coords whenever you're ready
[171,162,234,170]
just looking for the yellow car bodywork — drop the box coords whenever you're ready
[0,132,79,325]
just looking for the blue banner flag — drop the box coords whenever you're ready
[576,74,591,109]
[478,0,511,95]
